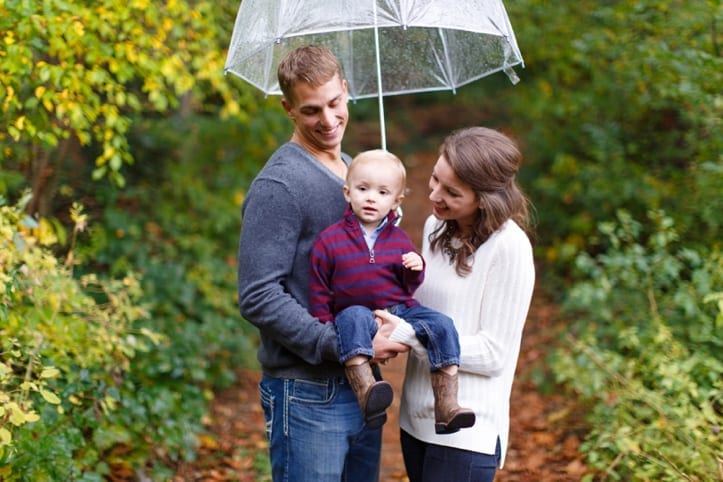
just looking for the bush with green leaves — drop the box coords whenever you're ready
[54,111,286,477]
[0,194,162,480]
[77,110,287,385]
[505,1,722,275]
[552,210,722,481]
[1,0,246,200]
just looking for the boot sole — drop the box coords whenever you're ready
[364,382,393,427]
[365,412,387,429]
[435,412,476,434]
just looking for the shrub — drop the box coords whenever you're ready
[0,194,160,480]
[552,210,722,481]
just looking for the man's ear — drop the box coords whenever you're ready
[281,98,294,119]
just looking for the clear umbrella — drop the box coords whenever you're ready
[224,0,523,150]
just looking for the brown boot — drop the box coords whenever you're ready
[345,361,393,429]
[431,371,476,434]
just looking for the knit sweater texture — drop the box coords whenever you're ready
[396,215,535,468]
[309,205,422,322]
[237,142,351,379]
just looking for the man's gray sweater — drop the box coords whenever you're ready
[237,142,350,379]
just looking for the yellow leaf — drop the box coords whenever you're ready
[20,381,36,391]
[40,389,61,405]
[36,218,58,246]
[9,407,26,426]
[0,427,11,446]
[72,20,84,36]
[198,433,219,450]
[102,395,117,413]
[40,366,60,379]
[24,411,40,422]
[234,191,245,206]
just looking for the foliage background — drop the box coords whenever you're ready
[1,0,721,480]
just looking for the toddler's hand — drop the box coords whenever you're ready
[402,252,423,271]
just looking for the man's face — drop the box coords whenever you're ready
[283,74,349,154]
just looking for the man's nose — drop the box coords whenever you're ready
[319,108,334,126]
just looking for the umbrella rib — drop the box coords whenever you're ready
[372,0,386,151]
[264,0,286,93]
[436,27,456,93]
[485,15,523,83]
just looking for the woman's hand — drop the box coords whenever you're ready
[372,310,409,365]
[376,309,429,360]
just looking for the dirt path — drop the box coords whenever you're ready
[172,289,589,481]
[173,150,591,481]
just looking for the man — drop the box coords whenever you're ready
[237,45,407,482]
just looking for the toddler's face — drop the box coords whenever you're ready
[344,161,403,228]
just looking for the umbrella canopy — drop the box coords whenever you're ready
[225,0,523,149]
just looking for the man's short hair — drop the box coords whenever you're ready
[277,45,344,104]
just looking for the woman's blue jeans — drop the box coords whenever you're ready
[401,429,501,482]
[259,373,382,482]
[335,304,461,369]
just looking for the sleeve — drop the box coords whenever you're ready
[308,236,335,323]
[237,179,338,364]
[458,234,535,376]
[400,231,424,293]
[389,320,428,359]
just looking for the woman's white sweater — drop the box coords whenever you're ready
[395,215,535,468]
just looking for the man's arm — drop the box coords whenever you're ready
[238,179,338,364]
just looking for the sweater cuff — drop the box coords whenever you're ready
[390,321,427,359]
[389,321,416,344]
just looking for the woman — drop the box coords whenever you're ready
[378,126,536,481]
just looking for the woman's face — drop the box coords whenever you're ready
[428,155,479,233]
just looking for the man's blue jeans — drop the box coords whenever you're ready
[335,304,461,369]
[259,373,382,482]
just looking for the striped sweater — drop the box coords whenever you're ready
[309,205,422,322]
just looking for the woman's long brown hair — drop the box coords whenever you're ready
[429,127,532,276]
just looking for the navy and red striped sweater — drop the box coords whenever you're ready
[309,205,424,322]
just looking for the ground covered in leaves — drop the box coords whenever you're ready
[174,150,593,481]
[172,293,591,481]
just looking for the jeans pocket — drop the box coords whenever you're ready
[290,378,334,404]
[259,381,274,441]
